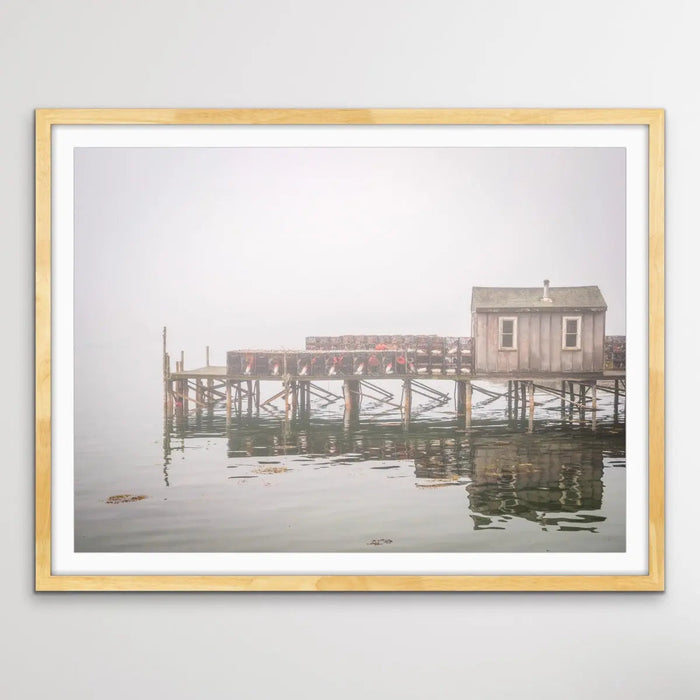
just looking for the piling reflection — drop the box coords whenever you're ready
[162,411,624,530]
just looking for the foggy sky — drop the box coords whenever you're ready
[74,146,626,373]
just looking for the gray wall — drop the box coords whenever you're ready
[474,310,605,373]
[1,1,697,699]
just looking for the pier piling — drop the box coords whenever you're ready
[291,380,299,419]
[457,380,466,419]
[195,379,202,417]
[465,380,472,429]
[162,327,168,417]
[591,380,597,431]
[344,380,360,427]
[403,379,412,429]
[568,381,575,419]
[560,381,566,417]
[284,379,291,423]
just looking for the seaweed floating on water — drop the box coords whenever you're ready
[105,494,147,504]
[254,465,290,474]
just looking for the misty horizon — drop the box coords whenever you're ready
[75,145,625,379]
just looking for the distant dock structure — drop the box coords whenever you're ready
[163,281,625,432]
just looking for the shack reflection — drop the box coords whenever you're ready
[465,436,607,532]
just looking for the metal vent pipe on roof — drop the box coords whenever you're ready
[542,279,552,301]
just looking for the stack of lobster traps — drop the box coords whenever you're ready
[604,336,626,370]
[227,351,292,378]
[304,335,472,376]
[226,336,473,379]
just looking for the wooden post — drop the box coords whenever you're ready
[507,380,512,419]
[465,380,472,429]
[237,381,243,417]
[528,381,534,433]
[291,380,298,419]
[521,382,526,420]
[180,351,186,416]
[301,381,311,418]
[302,381,311,415]
[457,380,466,418]
[207,378,213,416]
[284,379,291,424]
[560,381,566,417]
[162,326,168,417]
[403,379,412,429]
[344,380,360,427]
[579,382,586,423]
[180,348,188,416]
[614,379,619,423]
[591,380,597,431]
[568,381,575,418]
[196,379,202,417]
[166,353,173,419]
[255,380,261,417]
[225,379,232,426]
[247,380,253,416]
[175,360,183,421]
[513,380,519,418]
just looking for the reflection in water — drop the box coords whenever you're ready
[467,439,607,532]
[162,409,624,532]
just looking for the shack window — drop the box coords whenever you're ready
[499,317,517,350]
[562,316,582,350]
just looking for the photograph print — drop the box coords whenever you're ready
[72,140,628,558]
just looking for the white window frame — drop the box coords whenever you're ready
[498,316,518,351]
[562,315,582,350]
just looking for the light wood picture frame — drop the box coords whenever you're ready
[35,109,664,591]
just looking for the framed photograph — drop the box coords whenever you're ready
[35,109,664,591]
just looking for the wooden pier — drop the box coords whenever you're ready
[162,329,625,433]
[162,280,625,432]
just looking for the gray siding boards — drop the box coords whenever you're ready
[471,283,607,375]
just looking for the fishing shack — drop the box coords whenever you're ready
[471,280,607,375]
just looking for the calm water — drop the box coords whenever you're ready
[74,378,625,552]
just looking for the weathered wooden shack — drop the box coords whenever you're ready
[471,280,607,374]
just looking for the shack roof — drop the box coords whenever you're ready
[471,285,607,312]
